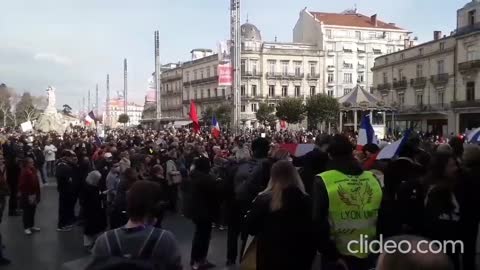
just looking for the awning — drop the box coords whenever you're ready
[173,120,192,128]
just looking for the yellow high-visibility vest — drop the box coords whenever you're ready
[318,170,383,259]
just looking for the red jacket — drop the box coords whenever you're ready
[19,167,41,198]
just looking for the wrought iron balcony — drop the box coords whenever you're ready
[398,104,450,114]
[377,83,392,91]
[451,99,480,108]
[241,71,262,78]
[393,79,408,90]
[183,76,218,86]
[411,77,427,89]
[307,73,321,80]
[458,60,480,74]
[430,73,449,86]
[266,72,283,79]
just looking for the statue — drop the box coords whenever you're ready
[46,86,56,111]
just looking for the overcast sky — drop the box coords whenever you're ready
[0,0,465,111]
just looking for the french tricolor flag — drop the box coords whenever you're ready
[357,115,378,150]
[212,116,220,138]
[376,129,412,160]
[280,144,315,157]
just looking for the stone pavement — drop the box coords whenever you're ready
[0,185,237,270]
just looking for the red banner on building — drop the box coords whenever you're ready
[218,63,232,86]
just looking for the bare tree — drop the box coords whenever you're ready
[8,93,20,127]
[0,84,12,127]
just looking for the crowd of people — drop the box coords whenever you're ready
[0,127,478,270]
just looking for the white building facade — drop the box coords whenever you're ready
[106,100,144,128]
[161,64,183,120]
[372,0,480,135]
[293,8,411,98]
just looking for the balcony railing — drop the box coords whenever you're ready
[398,104,450,113]
[266,72,282,79]
[458,60,480,74]
[307,73,321,80]
[377,83,392,91]
[241,71,262,78]
[411,77,427,89]
[343,64,354,69]
[358,64,366,70]
[393,79,408,90]
[162,73,183,82]
[451,99,480,108]
[430,73,449,86]
[327,65,335,70]
[183,76,218,86]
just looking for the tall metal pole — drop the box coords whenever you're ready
[231,0,241,133]
[155,30,162,120]
[106,74,110,127]
[124,58,128,115]
[88,89,91,112]
[95,83,99,116]
[82,96,85,115]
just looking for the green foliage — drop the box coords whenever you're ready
[275,97,305,124]
[305,94,339,129]
[201,105,231,127]
[256,103,276,126]
[118,113,130,124]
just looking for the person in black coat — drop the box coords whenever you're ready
[245,160,315,270]
[188,157,219,270]
[81,170,107,249]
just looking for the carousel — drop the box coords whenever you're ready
[338,84,392,139]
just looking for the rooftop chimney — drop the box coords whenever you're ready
[434,31,442,40]
[371,14,378,27]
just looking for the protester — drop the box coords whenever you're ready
[314,134,383,270]
[245,160,315,270]
[82,170,107,250]
[110,168,139,229]
[56,150,77,232]
[44,139,57,177]
[91,181,182,270]
[187,156,218,270]
[18,157,41,235]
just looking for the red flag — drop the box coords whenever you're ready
[189,100,200,133]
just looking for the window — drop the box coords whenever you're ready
[358,74,365,82]
[309,62,316,75]
[438,91,445,106]
[383,72,388,84]
[416,92,424,105]
[310,86,316,96]
[281,86,288,97]
[326,29,332,38]
[385,58,389,64]
[398,93,405,106]
[269,85,275,97]
[469,10,476,26]
[439,42,445,51]
[344,73,353,83]
[400,53,404,60]
[344,88,352,95]
[328,73,334,83]
[251,85,257,96]
[241,105,246,112]
[437,60,445,74]
[416,64,423,77]
[241,85,246,96]
[186,71,190,81]
[419,48,424,56]
[213,66,217,76]
[294,61,302,76]
[251,60,258,75]
[355,31,362,40]
[207,89,211,98]
[268,60,276,73]
[398,69,404,80]
[327,89,334,97]
[222,88,225,96]
[207,68,211,78]
[467,82,475,101]
[251,103,258,112]
[200,70,204,79]
[295,86,301,97]
[467,46,480,61]
[281,61,289,76]
[194,70,197,80]
[241,59,246,73]
[214,88,218,97]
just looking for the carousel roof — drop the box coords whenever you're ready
[338,84,386,110]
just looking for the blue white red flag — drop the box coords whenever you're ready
[212,116,220,138]
[358,115,378,148]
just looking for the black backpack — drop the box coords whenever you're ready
[87,228,165,270]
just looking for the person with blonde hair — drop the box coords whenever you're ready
[245,160,315,270]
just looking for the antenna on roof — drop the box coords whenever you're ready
[275,35,277,42]
[246,13,249,23]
